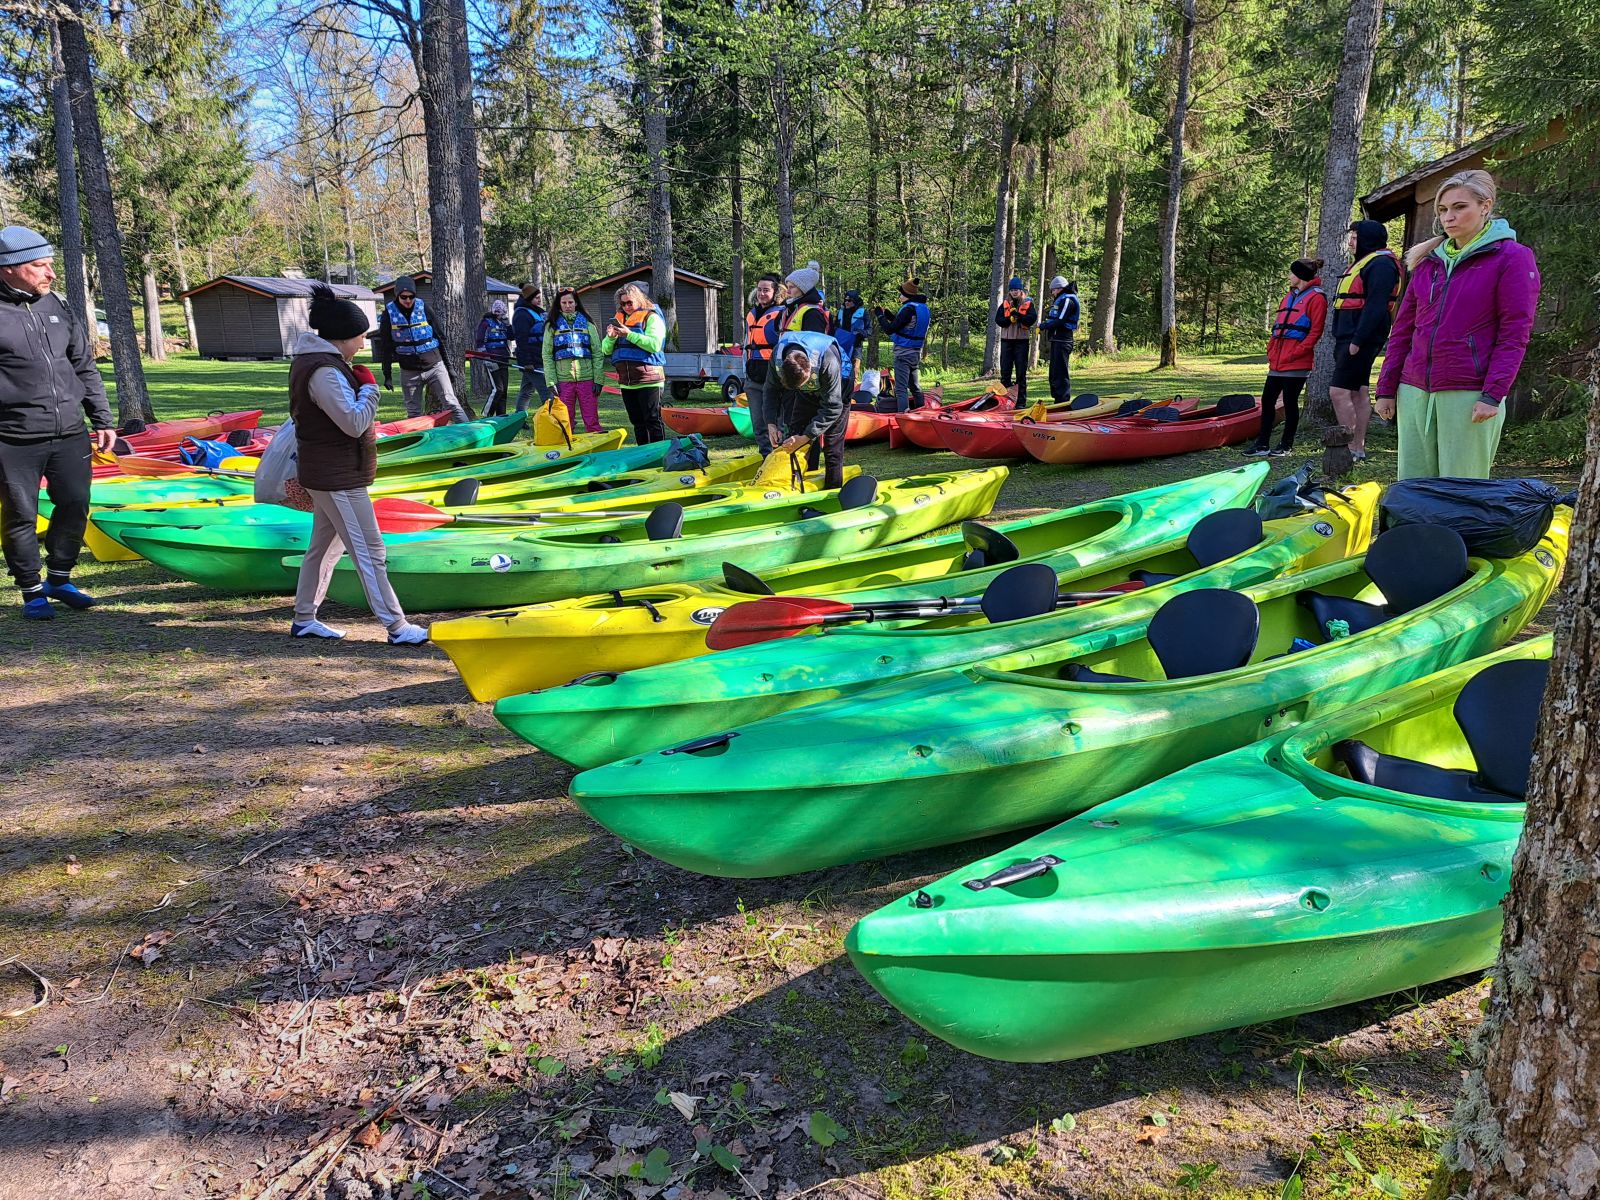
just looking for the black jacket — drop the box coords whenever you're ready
[773,343,844,442]
[0,283,113,441]
[1332,223,1403,348]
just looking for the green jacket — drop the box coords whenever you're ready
[600,310,667,389]
[542,312,601,385]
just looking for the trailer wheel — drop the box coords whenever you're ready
[669,381,696,401]
[721,375,743,402]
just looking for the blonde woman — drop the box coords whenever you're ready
[1375,170,1541,479]
[600,282,667,445]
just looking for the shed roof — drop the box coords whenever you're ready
[374,270,521,295]
[179,275,380,301]
[577,264,725,293]
[1360,126,1528,219]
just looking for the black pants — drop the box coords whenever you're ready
[803,406,849,490]
[481,363,510,417]
[621,384,666,445]
[0,430,92,592]
[1255,375,1307,450]
[1048,336,1074,403]
[999,339,1029,406]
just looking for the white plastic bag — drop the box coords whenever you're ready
[253,418,303,508]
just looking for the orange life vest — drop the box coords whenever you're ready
[746,304,781,361]
[1334,249,1405,315]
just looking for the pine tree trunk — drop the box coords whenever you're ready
[729,68,744,338]
[59,0,151,423]
[49,19,95,340]
[1305,0,1385,423]
[1157,0,1197,370]
[1091,170,1126,354]
[865,85,882,368]
[639,0,677,341]
[140,258,165,361]
[417,0,470,372]
[449,0,487,340]
[772,56,796,276]
[1031,143,1052,370]
[169,213,196,352]
[982,50,1022,378]
[1449,369,1600,1199]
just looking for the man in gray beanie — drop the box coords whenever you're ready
[0,225,116,620]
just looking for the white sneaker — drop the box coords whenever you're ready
[291,619,346,639]
[387,622,430,645]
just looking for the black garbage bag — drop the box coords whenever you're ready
[1381,477,1576,558]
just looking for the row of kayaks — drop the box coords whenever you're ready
[462,464,1568,1063]
[667,388,1270,462]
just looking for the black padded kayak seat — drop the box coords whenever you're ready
[586,479,625,491]
[598,533,623,544]
[442,477,480,507]
[1069,394,1101,410]
[1115,397,1148,416]
[1132,507,1266,587]
[961,521,1021,571]
[839,475,878,510]
[112,436,133,456]
[980,563,1060,624]
[119,417,147,435]
[722,562,774,595]
[1214,393,1256,415]
[1333,657,1550,803]
[225,428,254,447]
[1298,524,1469,640]
[1061,588,1260,683]
[645,502,685,541]
[798,505,826,519]
[1142,404,1183,422]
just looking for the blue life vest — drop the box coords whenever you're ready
[513,303,547,365]
[1046,292,1080,336]
[550,313,594,360]
[774,330,839,390]
[386,297,441,357]
[834,306,868,365]
[478,315,510,358]
[1272,288,1319,341]
[890,300,930,350]
[610,305,667,367]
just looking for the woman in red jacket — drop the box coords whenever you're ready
[1247,258,1326,457]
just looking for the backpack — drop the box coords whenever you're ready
[662,434,711,472]
[532,394,574,448]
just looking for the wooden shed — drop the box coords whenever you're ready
[574,266,725,353]
[1360,118,1568,247]
[374,270,521,317]
[179,276,380,360]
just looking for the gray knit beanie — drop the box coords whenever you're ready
[0,226,55,268]
[785,260,821,295]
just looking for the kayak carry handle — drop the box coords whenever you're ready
[660,731,739,757]
[963,854,1063,892]
[566,671,620,686]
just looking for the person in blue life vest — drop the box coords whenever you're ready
[542,287,604,433]
[473,299,512,416]
[743,273,784,455]
[835,289,871,388]
[770,329,847,489]
[1038,277,1080,403]
[874,278,930,412]
[511,284,552,412]
[994,276,1037,406]
[601,282,668,446]
[374,275,470,422]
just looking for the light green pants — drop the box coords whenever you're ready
[1396,384,1504,480]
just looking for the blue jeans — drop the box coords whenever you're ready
[515,365,551,412]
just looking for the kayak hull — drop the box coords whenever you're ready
[662,407,737,437]
[846,637,1547,1061]
[456,464,1274,701]
[1019,401,1270,464]
[896,393,1015,449]
[564,514,1565,876]
[317,469,1009,611]
[496,480,1378,764]
[932,396,1168,460]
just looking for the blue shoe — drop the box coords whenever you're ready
[22,595,54,620]
[43,580,97,609]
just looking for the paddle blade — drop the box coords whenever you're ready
[372,497,453,533]
[705,596,856,650]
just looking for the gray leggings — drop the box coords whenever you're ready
[294,487,408,631]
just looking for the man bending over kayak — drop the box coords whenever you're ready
[769,330,847,490]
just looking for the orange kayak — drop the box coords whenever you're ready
[663,406,738,436]
[1018,395,1267,464]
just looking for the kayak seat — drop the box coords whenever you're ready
[1132,508,1266,586]
[225,428,254,447]
[112,436,133,456]
[722,562,775,595]
[798,506,826,520]
[839,475,879,510]
[645,502,685,541]
[1115,398,1149,416]
[980,563,1060,624]
[1142,405,1183,422]
[1061,588,1259,683]
[598,534,623,544]
[1332,657,1548,802]
[586,479,624,491]
[1069,394,1100,411]
[961,522,1021,571]
[120,418,147,435]
[1214,393,1256,415]
[443,478,480,507]
[1298,524,1469,640]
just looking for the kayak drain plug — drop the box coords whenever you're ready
[912,890,934,909]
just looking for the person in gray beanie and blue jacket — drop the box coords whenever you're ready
[0,225,116,620]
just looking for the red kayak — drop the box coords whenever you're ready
[932,400,1092,459]
[117,409,263,454]
[845,410,893,443]
[894,387,1014,449]
[663,406,737,437]
[1019,394,1267,464]
[375,411,452,438]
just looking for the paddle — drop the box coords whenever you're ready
[705,585,1138,650]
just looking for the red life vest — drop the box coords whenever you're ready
[746,304,781,362]
[1266,283,1326,374]
[1334,249,1405,315]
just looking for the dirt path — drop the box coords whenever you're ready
[1,445,1559,1199]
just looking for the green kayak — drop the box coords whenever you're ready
[565,512,1567,876]
[846,636,1551,1062]
[495,482,1381,770]
[76,437,664,511]
[371,413,527,462]
[309,468,1010,611]
[111,478,860,595]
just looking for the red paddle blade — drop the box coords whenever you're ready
[372,497,452,533]
[705,596,856,651]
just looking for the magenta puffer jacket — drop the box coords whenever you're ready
[1376,223,1540,404]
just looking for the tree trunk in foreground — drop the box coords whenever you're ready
[49,19,95,339]
[1156,0,1196,369]
[638,0,677,341]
